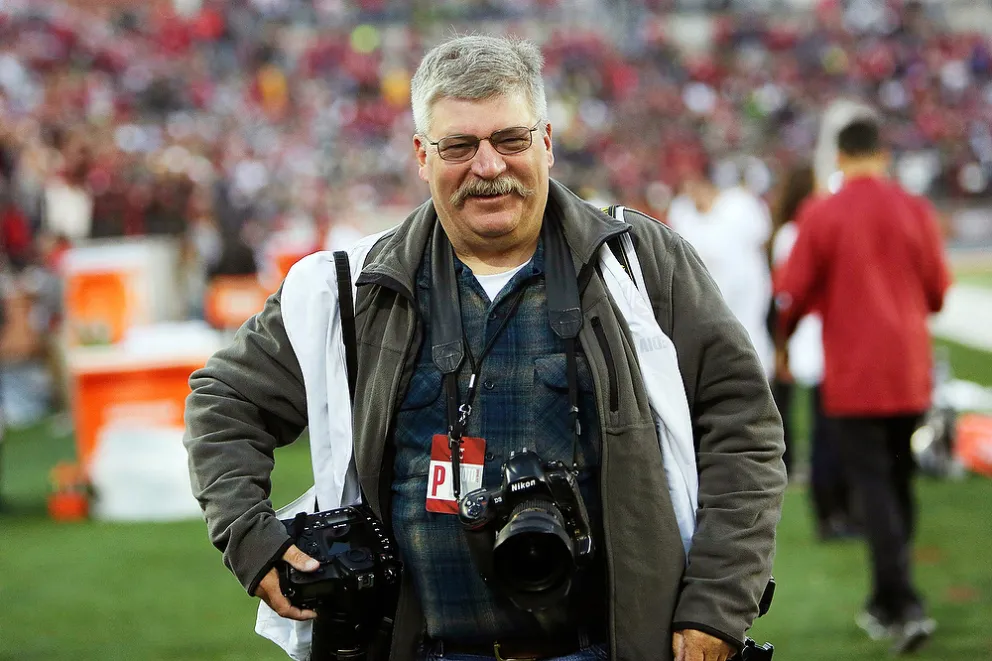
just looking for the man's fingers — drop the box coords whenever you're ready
[255,568,318,621]
[672,631,685,661]
[267,589,318,621]
[282,543,320,572]
[270,594,318,621]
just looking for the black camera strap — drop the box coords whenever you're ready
[333,250,365,509]
[333,251,359,403]
[430,218,584,501]
[542,217,584,472]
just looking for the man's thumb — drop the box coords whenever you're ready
[283,544,320,572]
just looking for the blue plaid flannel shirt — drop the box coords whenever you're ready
[390,238,604,643]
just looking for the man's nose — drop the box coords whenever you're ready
[470,139,508,179]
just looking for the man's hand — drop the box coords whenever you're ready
[672,629,736,661]
[253,544,320,621]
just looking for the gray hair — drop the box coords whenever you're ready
[410,35,548,136]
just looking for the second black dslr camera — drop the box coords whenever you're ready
[279,504,402,660]
[458,448,594,611]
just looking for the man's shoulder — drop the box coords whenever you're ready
[618,206,681,246]
[613,206,697,281]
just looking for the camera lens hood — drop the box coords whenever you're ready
[492,499,575,608]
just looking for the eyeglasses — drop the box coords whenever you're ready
[425,122,542,163]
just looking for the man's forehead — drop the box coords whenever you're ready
[429,93,533,135]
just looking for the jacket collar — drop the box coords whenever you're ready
[356,178,629,296]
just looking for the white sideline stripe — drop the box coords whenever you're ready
[931,285,992,352]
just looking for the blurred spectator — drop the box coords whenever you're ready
[207,230,258,281]
[1,178,34,270]
[0,0,988,269]
[775,118,951,653]
[669,162,775,378]
[768,164,815,479]
[769,163,859,537]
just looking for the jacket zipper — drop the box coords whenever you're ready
[590,317,619,412]
[590,314,619,660]
[585,229,630,660]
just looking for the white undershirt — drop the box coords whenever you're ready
[472,260,530,301]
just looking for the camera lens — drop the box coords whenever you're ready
[492,500,574,596]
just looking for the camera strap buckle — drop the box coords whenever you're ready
[457,402,472,428]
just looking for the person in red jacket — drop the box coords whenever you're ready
[776,117,951,655]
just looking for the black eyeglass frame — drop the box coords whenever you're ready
[424,122,544,163]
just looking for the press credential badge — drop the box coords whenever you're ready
[426,434,485,514]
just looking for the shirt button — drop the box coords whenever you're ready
[483,380,495,390]
[485,453,495,461]
[488,311,499,320]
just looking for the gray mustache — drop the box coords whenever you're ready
[451,177,535,207]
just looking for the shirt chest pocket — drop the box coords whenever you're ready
[533,353,596,395]
[532,353,598,461]
[398,367,444,411]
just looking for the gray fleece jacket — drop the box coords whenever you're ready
[184,180,787,660]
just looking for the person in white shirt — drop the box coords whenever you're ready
[668,166,775,379]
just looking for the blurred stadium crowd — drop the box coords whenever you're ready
[1,0,991,273]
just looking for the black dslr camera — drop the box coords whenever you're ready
[458,448,594,611]
[279,504,402,659]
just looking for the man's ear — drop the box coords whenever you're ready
[413,135,429,182]
[543,122,554,169]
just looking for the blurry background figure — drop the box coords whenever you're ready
[769,164,816,481]
[206,228,258,282]
[322,218,367,253]
[791,98,882,537]
[669,161,775,380]
[1,179,34,271]
[775,118,951,654]
[42,135,94,243]
[770,163,857,537]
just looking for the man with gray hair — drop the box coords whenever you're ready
[185,34,786,661]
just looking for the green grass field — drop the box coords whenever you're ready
[1,339,990,661]
[953,261,992,290]
[953,260,992,290]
